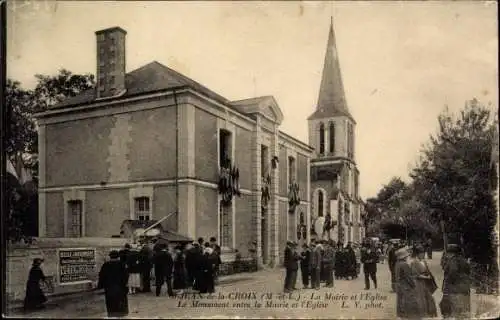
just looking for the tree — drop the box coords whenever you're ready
[6,69,95,241]
[5,80,37,158]
[411,99,496,262]
[366,177,438,241]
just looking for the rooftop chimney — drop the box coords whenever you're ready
[95,27,127,99]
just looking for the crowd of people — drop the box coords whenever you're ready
[281,237,475,319]
[21,234,478,319]
[97,236,222,317]
[283,239,379,292]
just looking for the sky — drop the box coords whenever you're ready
[7,1,498,199]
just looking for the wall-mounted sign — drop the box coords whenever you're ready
[58,248,96,285]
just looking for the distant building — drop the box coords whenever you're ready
[308,20,365,244]
[35,26,312,266]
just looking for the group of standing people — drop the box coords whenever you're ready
[97,236,222,317]
[284,239,382,292]
[394,243,472,319]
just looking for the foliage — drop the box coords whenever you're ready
[6,70,95,241]
[5,80,38,158]
[410,99,496,262]
[366,99,496,258]
[7,69,95,161]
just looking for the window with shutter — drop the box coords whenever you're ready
[68,200,83,238]
[135,197,151,221]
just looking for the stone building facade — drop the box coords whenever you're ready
[308,21,365,244]
[35,27,312,267]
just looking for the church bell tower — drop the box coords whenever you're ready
[308,18,364,245]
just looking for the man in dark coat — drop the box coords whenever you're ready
[184,243,196,288]
[310,240,323,289]
[426,238,433,260]
[199,243,216,293]
[283,241,293,292]
[300,243,311,289]
[139,243,153,293]
[119,243,131,266]
[290,242,300,290]
[192,242,204,291]
[388,243,398,292]
[210,237,222,283]
[283,241,300,292]
[335,243,345,279]
[153,243,174,297]
[98,251,129,318]
[323,241,336,287]
[345,242,357,280]
[361,244,379,290]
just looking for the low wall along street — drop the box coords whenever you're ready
[5,237,257,305]
[5,238,128,303]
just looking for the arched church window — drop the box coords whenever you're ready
[329,122,335,154]
[318,190,324,217]
[319,123,325,154]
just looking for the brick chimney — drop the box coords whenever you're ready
[95,27,127,98]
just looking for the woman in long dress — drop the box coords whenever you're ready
[23,258,48,311]
[98,250,129,318]
[440,244,471,319]
[395,248,421,318]
[411,245,438,317]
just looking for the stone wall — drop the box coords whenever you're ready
[5,238,128,304]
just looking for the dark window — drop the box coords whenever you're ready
[347,123,354,158]
[318,190,324,217]
[219,129,232,168]
[219,200,232,247]
[261,145,269,177]
[288,156,296,185]
[135,197,150,221]
[68,200,83,237]
[329,122,335,154]
[319,123,325,154]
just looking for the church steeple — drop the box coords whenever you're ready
[308,18,354,122]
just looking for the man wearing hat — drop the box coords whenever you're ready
[98,250,129,317]
[153,243,175,297]
[310,239,323,289]
[361,242,379,290]
[283,241,293,292]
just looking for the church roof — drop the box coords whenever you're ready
[308,19,355,123]
[50,61,230,109]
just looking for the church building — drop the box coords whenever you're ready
[308,20,365,244]
[35,26,313,267]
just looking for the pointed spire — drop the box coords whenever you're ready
[309,18,354,122]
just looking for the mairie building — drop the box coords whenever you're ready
[35,20,365,268]
[35,26,313,267]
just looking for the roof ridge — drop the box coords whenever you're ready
[231,95,273,103]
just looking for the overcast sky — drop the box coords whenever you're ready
[7,1,498,199]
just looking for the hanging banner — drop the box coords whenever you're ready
[58,248,96,285]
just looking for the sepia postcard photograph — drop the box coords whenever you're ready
[2,0,499,319]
